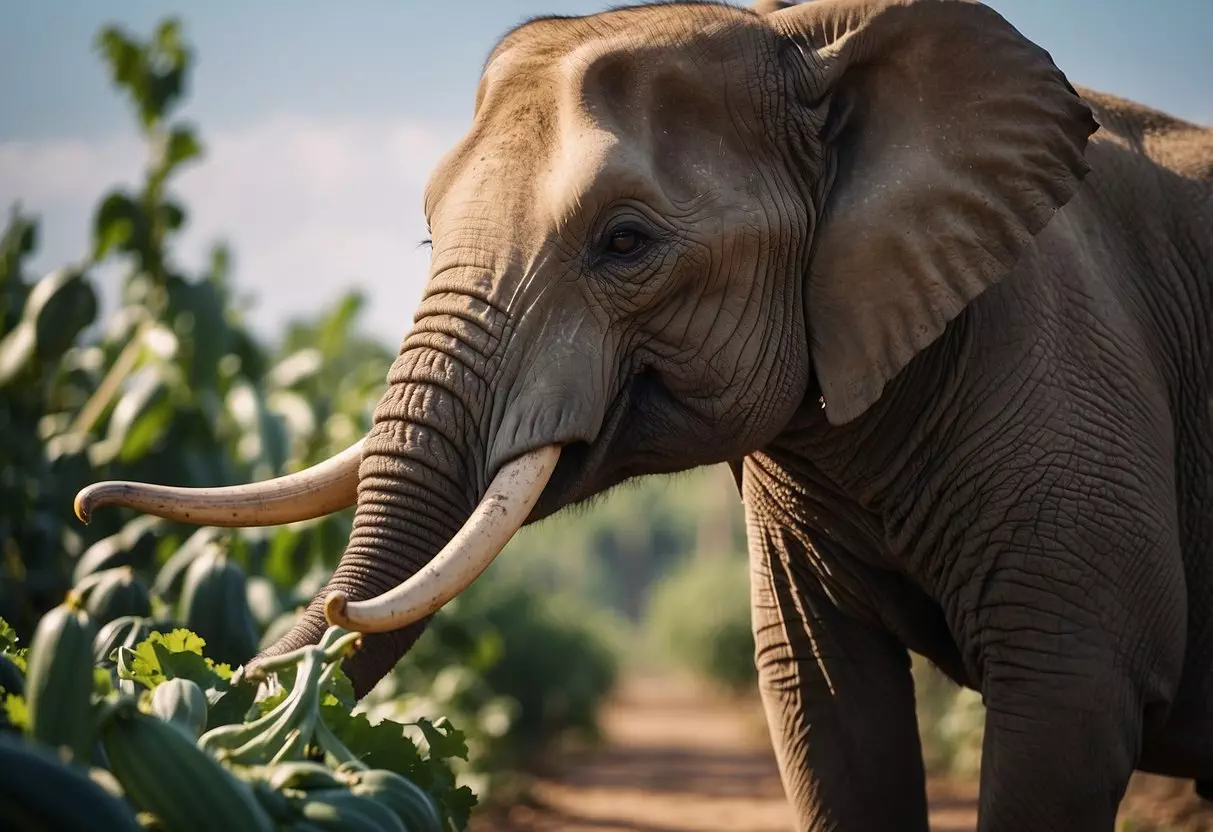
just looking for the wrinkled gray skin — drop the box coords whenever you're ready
[248,0,1213,828]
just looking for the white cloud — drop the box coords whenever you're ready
[0,115,465,346]
[0,136,141,204]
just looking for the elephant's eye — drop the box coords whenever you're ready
[606,227,648,257]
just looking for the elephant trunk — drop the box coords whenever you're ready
[323,444,559,633]
[246,343,535,697]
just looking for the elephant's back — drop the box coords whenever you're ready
[1078,86,1213,185]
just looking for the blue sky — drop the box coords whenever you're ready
[2,0,1210,346]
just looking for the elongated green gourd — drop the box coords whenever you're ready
[0,732,141,832]
[98,699,274,832]
[150,677,209,738]
[24,595,97,763]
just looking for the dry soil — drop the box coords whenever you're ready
[471,673,1213,832]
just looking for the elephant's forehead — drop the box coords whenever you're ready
[425,13,769,228]
[480,11,761,120]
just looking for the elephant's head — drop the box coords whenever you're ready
[75,0,1096,696]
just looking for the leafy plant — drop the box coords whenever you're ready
[1,14,624,816]
[361,575,620,796]
[2,612,473,829]
[644,554,756,696]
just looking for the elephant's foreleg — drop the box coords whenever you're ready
[975,658,1141,831]
[750,523,929,832]
[952,506,1186,830]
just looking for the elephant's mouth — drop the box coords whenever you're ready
[528,367,653,523]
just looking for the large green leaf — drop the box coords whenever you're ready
[92,191,141,260]
[30,269,98,363]
[320,706,477,830]
[0,321,36,386]
[96,19,190,130]
[164,125,202,170]
[225,378,289,474]
[100,365,174,463]
[167,275,228,386]
[0,207,37,327]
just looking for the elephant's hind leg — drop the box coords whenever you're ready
[749,522,929,832]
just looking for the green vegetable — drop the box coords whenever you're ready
[0,732,141,831]
[79,567,152,626]
[296,788,407,832]
[24,596,97,763]
[71,515,163,585]
[351,768,444,832]
[98,698,273,832]
[150,677,208,738]
[178,544,259,667]
[92,615,155,666]
[264,760,347,793]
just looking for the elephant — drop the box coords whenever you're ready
[73,0,1213,829]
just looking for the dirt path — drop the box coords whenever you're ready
[473,673,1213,832]
[473,673,978,831]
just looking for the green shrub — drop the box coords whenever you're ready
[360,575,620,796]
[644,555,755,695]
[1,16,625,810]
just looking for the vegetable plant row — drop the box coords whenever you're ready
[0,600,476,831]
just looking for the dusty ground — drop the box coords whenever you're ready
[472,673,1213,832]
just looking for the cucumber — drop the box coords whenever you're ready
[72,515,163,585]
[0,732,141,831]
[24,597,97,763]
[178,544,259,667]
[297,788,407,832]
[265,760,348,793]
[98,698,273,832]
[93,615,155,666]
[151,526,221,602]
[79,567,152,625]
[150,677,208,738]
[351,768,444,832]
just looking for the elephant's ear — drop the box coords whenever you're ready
[770,0,1098,425]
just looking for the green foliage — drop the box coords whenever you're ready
[501,465,745,622]
[0,87,345,638]
[361,576,620,796]
[2,615,468,830]
[0,10,392,637]
[119,629,233,689]
[320,706,477,829]
[97,20,192,133]
[644,555,756,695]
[641,555,991,773]
[1,14,623,817]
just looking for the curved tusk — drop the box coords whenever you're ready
[324,444,560,633]
[74,439,364,527]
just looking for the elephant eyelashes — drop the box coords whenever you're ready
[607,228,646,255]
[594,225,656,271]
